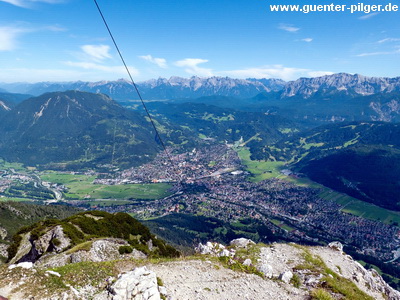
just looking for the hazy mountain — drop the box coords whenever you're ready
[281,73,400,98]
[2,73,400,103]
[250,90,400,127]
[0,76,286,101]
[0,91,162,168]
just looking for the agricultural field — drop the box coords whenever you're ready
[270,218,295,232]
[40,172,172,200]
[236,147,286,182]
[0,160,26,171]
[317,186,400,226]
[0,196,33,202]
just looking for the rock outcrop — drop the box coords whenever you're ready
[1,239,400,300]
[10,225,70,265]
[0,227,7,240]
[195,241,235,257]
[108,266,161,300]
[37,238,146,268]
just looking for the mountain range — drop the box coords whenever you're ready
[1,73,400,101]
[0,77,285,101]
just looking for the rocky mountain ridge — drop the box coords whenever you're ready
[0,77,283,101]
[2,73,400,101]
[281,73,400,98]
[1,236,399,300]
[1,210,399,299]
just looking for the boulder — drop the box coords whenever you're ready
[328,241,343,252]
[243,259,252,267]
[230,238,255,249]
[257,263,273,278]
[279,271,293,284]
[36,225,71,254]
[108,266,160,300]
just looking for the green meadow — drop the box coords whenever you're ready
[236,147,286,182]
[40,172,171,200]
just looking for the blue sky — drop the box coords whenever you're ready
[0,0,399,82]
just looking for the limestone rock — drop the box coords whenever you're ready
[257,263,273,278]
[0,244,8,259]
[12,225,71,264]
[0,227,7,240]
[328,241,343,252]
[109,266,160,300]
[195,242,235,257]
[9,233,32,264]
[37,238,146,268]
[279,271,293,284]
[243,259,252,267]
[230,238,255,249]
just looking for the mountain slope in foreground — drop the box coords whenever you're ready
[0,211,398,300]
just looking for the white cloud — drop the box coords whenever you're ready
[0,0,63,8]
[139,55,167,68]
[301,38,313,42]
[278,23,300,32]
[175,58,213,77]
[378,38,400,44]
[81,45,112,62]
[0,26,25,51]
[64,61,138,76]
[43,25,67,32]
[357,49,400,57]
[0,24,66,51]
[0,68,86,82]
[220,65,333,81]
[307,71,334,77]
[221,65,307,81]
[358,12,379,20]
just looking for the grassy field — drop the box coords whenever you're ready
[82,200,134,207]
[270,218,295,232]
[0,159,26,171]
[40,172,172,200]
[0,196,34,202]
[236,147,286,182]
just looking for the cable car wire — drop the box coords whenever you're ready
[93,0,182,183]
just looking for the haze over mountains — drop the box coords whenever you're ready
[0,72,399,211]
[1,73,400,127]
[1,73,400,101]
[1,73,400,296]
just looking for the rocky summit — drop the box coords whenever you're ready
[1,233,399,300]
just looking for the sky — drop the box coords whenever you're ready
[0,0,400,83]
